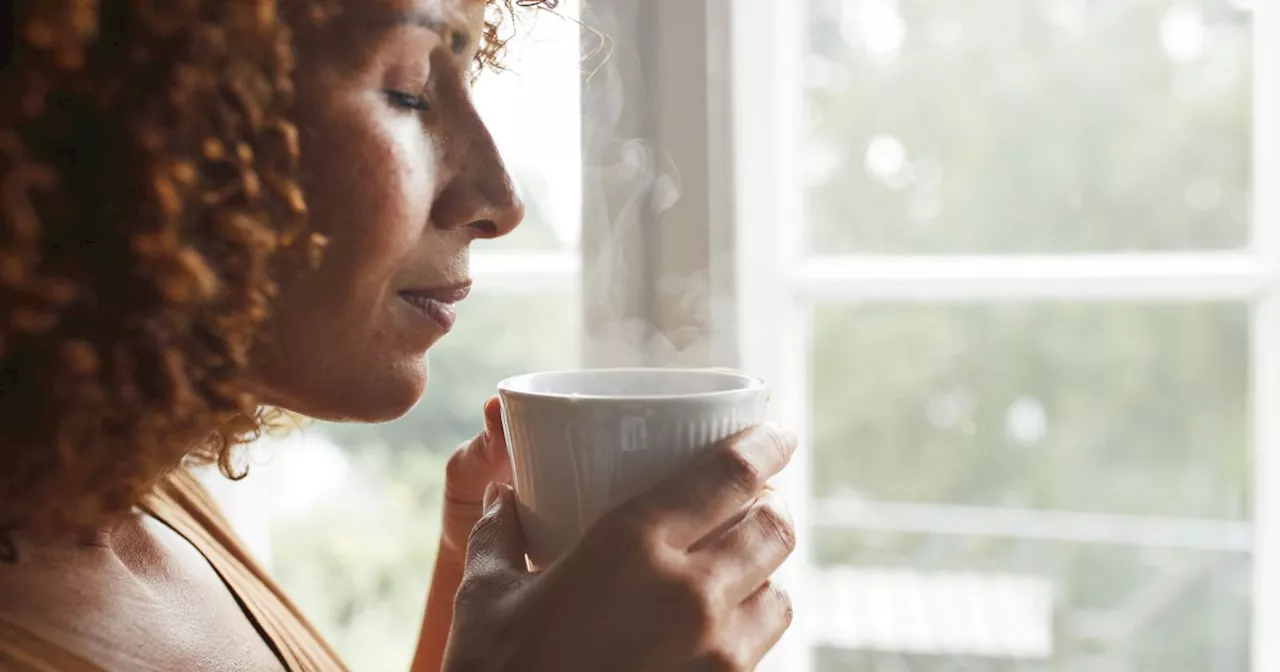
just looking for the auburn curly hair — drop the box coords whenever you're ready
[0,0,555,543]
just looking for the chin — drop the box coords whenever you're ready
[261,358,430,424]
[340,378,427,423]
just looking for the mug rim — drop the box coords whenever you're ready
[497,367,767,402]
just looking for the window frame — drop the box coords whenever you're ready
[1251,2,1280,669]
[719,0,1280,669]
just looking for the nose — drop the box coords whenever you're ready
[430,79,526,240]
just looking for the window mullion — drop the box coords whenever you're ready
[730,0,812,669]
[796,252,1274,302]
[1251,1,1280,670]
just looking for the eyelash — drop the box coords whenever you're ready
[385,89,429,112]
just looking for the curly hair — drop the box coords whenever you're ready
[0,0,554,542]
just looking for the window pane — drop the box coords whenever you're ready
[214,292,580,672]
[472,3,581,251]
[811,303,1249,519]
[804,0,1252,253]
[813,532,1249,671]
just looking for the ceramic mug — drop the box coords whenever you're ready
[497,368,770,568]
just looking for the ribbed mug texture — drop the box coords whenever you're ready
[498,369,769,568]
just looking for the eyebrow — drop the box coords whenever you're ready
[390,11,473,55]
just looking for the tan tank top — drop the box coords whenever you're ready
[0,469,349,671]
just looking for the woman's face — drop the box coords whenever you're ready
[253,0,523,422]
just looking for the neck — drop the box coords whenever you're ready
[0,507,145,563]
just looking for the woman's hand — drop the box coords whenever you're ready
[444,425,798,672]
[440,396,512,556]
[413,397,512,672]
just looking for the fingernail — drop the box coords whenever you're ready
[483,482,500,511]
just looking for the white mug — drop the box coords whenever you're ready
[497,368,770,568]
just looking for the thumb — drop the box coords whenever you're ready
[464,483,528,580]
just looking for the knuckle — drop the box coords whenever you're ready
[767,583,794,629]
[754,503,798,556]
[717,446,765,495]
[756,426,797,471]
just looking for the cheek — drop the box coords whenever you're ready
[305,101,437,270]
[369,117,436,248]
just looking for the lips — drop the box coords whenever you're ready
[399,283,472,332]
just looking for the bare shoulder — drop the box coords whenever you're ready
[0,514,285,672]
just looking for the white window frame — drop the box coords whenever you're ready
[1252,2,1280,668]
[493,1,1275,668]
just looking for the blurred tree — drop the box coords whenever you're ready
[805,0,1253,670]
[806,0,1251,254]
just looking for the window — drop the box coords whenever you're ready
[734,0,1270,670]
[207,0,1275,670]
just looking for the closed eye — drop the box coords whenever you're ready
[385,89,429,112]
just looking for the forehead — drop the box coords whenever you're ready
[339,0,487,55]
[346,0,486,31]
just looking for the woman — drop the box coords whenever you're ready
[0,1,798,670]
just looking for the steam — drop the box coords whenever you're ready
[577,0,731,370]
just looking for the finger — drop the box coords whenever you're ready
[677,581,793,672]
[630,425,797,549]
[445,397,512,503]
[686,484,777,554]
[463,483,529,582]
[693,490,796,605]
[726,581,794,669]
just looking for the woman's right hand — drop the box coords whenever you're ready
[442,425,798,672]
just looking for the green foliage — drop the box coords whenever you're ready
[268,444,449,672]
[806,0,1253,669]
[806,0,1251,254]
[812,303,1248,517]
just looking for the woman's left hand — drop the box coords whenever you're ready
[440,396,513,558]
[413,396,512,672]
